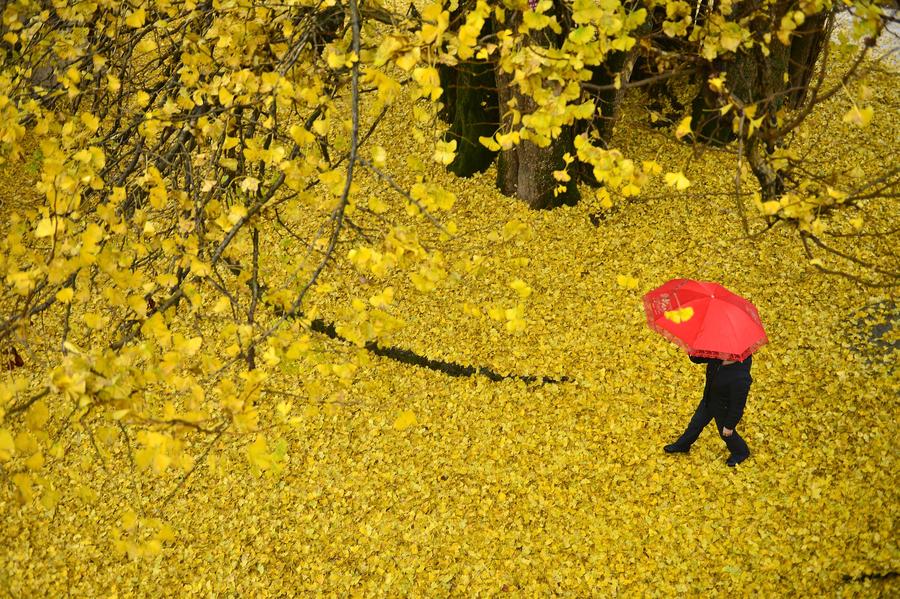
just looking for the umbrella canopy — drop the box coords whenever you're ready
[643,279,768,361]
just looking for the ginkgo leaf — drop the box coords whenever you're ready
[25,451,44,471]
[616,274,638,289]
[218,87,234,107]
[25,401,49,431]
[228,204,247,224]
[433,139,457,165]
[326,50,346,70]
[509,278,532,298]
[369,287,394,308]
[125,8,146,28]
[368,196,389,213]
[842,105,873,128]
[247,435,273,473]
[289,124,314,146]
[371,146,387,167]
[395,51,419,71]
[121,509,138,531]
[675,116,692,139]
[761,200,781,216]
[34,218,56,237]
[479,135,501,151]
[596,188,613,209]
[40,488,60,510]
[719,23,744,52]
[80,113,100,132]
[240,177,260,194]
[642,160,662,175]
[12,473,33,503]
[393,410,417,431]
[664,171,691,190]
[0,430,14,462]
[664,306,694,323]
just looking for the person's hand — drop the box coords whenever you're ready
[722,427,733,437]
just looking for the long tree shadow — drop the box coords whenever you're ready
[308,318,572,385]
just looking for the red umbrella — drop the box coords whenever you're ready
[643,279,768,361]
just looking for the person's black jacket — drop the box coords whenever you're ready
[689,355,752,429]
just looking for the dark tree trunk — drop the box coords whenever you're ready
[746,135,785,199]
[437,63,457,124]
[690,42,790,145]
[437,2,499,177]
[691,4,831,145]
[630,15,687,131]
[687,4,833,200]
[442,1,651,207]
[591,49,635,142]
[438,12,500,177]
[493,5,579,209]
[786,11,831,108]
[590,7,653,143]
[568,46,644,187]
[494,75,580,208]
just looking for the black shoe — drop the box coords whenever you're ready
[727,452,750,467]
[664,443,689,454]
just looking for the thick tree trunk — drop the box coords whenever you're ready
[437,63,457,124]
[494,63,520,197]
[436,1,500,177]
[786,11,831,108]
[602,51,642,139]
[691,5,830,144]
[591,9,653,143]
[438,17,500,178]
[569,47,644,186]
[591,49,636,142]
[493,6,579,208]
[494,68,579,207]
[691,43,787,145]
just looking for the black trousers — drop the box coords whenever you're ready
[675,399,750,458]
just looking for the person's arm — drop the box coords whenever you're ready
[689,356,713,364]
[724,378,751,429]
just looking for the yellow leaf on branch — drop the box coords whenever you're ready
[664,171,691,190]
[675,116,692,140]
[842,105,873,128]
[125,8,146,29]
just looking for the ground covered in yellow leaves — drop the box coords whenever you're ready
[2,57,899,598]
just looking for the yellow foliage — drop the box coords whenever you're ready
[664,171,691,190]
[664,306,695,323]
[0,429,14,461]
[842,105,874,128]
[616,274,638,289]
[675,116,692,139]
[0,0,895,595]
[392,409,417,431]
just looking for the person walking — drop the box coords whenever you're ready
[664,355,752,466]
[642,278,767,468]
